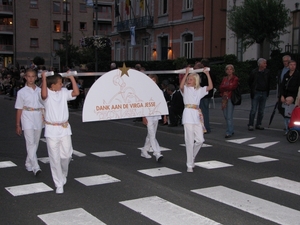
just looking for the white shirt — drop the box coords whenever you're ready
[181,85,208,124]
[42,88,75,137]
[15,85,44,130]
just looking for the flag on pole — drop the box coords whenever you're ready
[125,0,130,15]
[130,26,136,46]
[140,0,144,9]
[115,1,120,17]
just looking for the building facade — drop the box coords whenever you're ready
[110,0,227,62]
[0,0,114,70]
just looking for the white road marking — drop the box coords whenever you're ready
[0,161,17,168]
[75,174,120,186]
[239,155,278,163]
[120,196,221,225]
[138,167,181,177]
[192,185,300,225]
[137,146,171,151]
[72,150,86,157]
[38,208,106,225]
[195,160,233,169]
[180,143,212,147]
[252,176,300,196]
[5,182,53,196]
[226,137,255,144]
[248,141,279,149]
[91,150,125,157]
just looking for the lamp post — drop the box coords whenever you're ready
[94,0,98,72]
[63,0,68,70]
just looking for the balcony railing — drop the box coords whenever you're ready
[117,16,153,32]
[0,4,13,13]
[94,12,112,21]
[0,44,13,52]
[0,25,13,32]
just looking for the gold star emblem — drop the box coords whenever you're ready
[119,62,129,77]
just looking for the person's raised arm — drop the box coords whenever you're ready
[68,76,80,97]
[179,67,190,93]
[204,67,213,92]
[41,72,48,100]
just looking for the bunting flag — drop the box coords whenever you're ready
[125,0,130,15]
[130,26,136,46]
[140,0,144,9]
[115,0,120,17]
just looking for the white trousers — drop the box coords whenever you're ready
[142,120,161,155]
[184,123,204,168]
[46,135,73,188]
[24,129,42,173]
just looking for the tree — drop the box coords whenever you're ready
[33,56,45,67]
[228,0,291,58]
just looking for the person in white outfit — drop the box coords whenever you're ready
[180,66,213,172]
[141,74,167,162]
[40,72,79,194]
[15,69,44,176]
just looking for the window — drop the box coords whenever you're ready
[79,3,87,12]
[160,0,168,15]
[30,38,39,48]
[183,34,193,59]
[54,21,61,32]
[115,42,120,61]
[183,0,192,10]
[53,1,61,13]
[127,40,133,60]
[142,38,149,61]
[53,40,61,51]
[63,21,69,32]
[80,22,87,30]
[30,0,38,8]
[30,19,38,28]
[63,1,70,14]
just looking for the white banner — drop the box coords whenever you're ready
[82,68,169,122]
[130,26,136,46]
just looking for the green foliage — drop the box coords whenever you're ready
[173,57,188,69]
[228,0,291,53]
[33,56,45,66]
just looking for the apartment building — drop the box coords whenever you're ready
[0,0,114,70]
[110,0,227,62]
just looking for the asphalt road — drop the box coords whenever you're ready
[0,92,300,225]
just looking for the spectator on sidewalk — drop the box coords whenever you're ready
[166,84,184,127]
[248,58,271,131]
[219,64,239,138]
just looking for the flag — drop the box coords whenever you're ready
[130,26,136,46]
[115,1,120,17]
[140,0,144,9]
[125,0,130,15]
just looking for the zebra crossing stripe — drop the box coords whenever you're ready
[120,196,221,225]
[252,176,300,196]
[191,186,300,225]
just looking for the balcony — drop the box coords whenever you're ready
[0,25,13,34]
[0,4,13,14]
[0,44,13,53]
[117,16,153,32]
[94,12,112,21]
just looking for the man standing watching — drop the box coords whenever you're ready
[248,58,271,131]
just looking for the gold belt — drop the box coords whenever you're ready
[185,104,199,109]
[23,106,43,111]
[44,120,69,128]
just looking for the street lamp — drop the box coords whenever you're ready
[63,0,69,70]
[86,0,98,72]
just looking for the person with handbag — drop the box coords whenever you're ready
[219,64,239,138]
[248,58,271,131]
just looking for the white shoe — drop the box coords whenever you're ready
[187,167,193,173]
[141,151,151,159]
[56,186,64,194]
[154,153,164,162]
